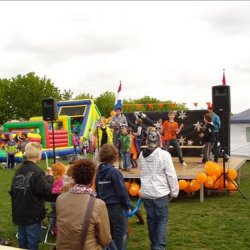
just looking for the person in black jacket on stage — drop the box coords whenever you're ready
[199,113,216,163]
[9,142,54,250]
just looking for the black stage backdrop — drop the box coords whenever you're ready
[124,110,229,157]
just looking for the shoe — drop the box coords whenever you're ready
[180,162,187,167]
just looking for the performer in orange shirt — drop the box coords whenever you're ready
[162,111,187,167]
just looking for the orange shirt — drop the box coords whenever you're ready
[163,121,179,140]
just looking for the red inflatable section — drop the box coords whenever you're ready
[48,130,68,148]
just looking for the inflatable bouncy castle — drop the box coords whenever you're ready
[0,99,100,162]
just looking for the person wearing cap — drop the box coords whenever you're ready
[138,127,179,250]
[109,107,128,148]
[207,104,221,162]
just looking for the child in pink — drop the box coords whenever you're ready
[51,162,66,194]
[72,132,80,154]
[49,162,66,234]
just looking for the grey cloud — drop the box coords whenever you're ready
[200,3,250,36]
[4,30,141,65]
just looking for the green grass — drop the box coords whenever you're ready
[0,160,250,250]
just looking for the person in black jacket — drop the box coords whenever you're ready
[9,142,54,250]
[95,143,130,250]
[199,113,216,163]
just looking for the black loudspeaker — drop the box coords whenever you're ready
[42,98,58,121]
[212,85,231,155]
[212,85,231,113]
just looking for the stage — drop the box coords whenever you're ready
[119,156,247,202]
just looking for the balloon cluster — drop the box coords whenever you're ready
[178,161,238,193]
[125,181,142,197]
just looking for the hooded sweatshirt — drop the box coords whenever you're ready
[95,163,130,210]
[138,147,179,199]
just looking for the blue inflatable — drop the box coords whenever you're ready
[125,198,143,218]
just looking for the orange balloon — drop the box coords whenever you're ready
[110,110,116,117]
[178,180,187,190]
[214,164,222,177]
[130,182,140,189]
[205,161,216,176]
[190,180,201,192]
[226,180,237,192]
[196,173,207,184]
[227,169,237,180]
[184,181,192,193]
[204,176,214,188]
[217,176,225,190]
[129,185,139,196]
[124,181,131,190]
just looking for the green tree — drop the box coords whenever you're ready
[123,96,187,113]
[3,72,61,121]
[0,78,11,124]
[60,89,74,100]
[95,91,115,117]
[74,93,94,100]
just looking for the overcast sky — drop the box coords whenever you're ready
[1,1,250,114]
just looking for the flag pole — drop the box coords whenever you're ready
[222,68,226,85]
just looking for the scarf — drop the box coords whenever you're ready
[69,184,97,197]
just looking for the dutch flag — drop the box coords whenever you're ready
[114,81,123,110]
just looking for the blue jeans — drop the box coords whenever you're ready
[106,204,127,250]
[7,154,15,169]
[143,196,169,250]
[120,152,131,169]
[164,139,184,164]
[18,222,42,250]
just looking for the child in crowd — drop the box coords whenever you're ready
[51,162,66,194]
[87,128,93,154]
[80,136,89,158]
[95,144,131,250]
[162,111,187,167]
[49,162,66,233]
[128,127,138,168]
[119,127,132,171]
[5,134,18,169]
[199,113,216,163]
[72,132,80,154]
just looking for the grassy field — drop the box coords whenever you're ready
[0,160,249,250]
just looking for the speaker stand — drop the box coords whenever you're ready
[51,120,56,163]
[215,150,247,200]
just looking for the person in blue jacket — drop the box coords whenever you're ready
[95,143,131,250]
[208,104,221,162]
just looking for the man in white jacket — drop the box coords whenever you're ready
[138,127,179,250]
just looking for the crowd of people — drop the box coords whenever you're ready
[7,105,221,250]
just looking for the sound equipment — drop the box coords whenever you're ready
[42,98,58,121]
[212,85,231,113]
[212,85,231,155]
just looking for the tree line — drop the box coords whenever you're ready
[0,72,185,125]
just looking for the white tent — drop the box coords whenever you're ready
[230,109,250,158]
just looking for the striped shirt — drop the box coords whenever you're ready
[138,147,179,199]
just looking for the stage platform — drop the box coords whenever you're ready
[119,156,246,202]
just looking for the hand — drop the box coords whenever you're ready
[168,195,174,202]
